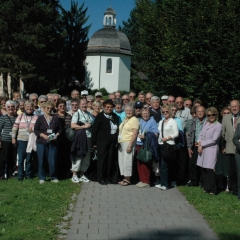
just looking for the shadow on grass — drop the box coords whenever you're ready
[218,233,240,240]
[114,228,218,240]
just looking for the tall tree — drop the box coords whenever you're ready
[60,1,91,91]
[0,0,64,94]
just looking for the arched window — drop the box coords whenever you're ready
[105,17,108,25]
[108,17,112,25]
[106,58,112,73]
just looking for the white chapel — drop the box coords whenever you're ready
[85,7,133,93]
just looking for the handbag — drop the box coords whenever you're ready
[136,135,153,162]
[160,120,177,161]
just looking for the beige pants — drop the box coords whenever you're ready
[118,142,135,176]
[71,138,91,173]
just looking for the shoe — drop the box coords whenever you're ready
[39,180,45,184]
[72,175,80,183]
[51,179,59,183]
[138,182,150,188]
[160,186,168,191]
[136,181,142,187]
[155,184,161,189]
[79,175,90,183]
[171,181,177,187]
[98,180,107,185]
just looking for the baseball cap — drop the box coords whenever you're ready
[81,90,88,96]
[134,101,143,109]
[161,95,168,100]
[95,92,103,97]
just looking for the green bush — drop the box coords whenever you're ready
[99,88,108,96]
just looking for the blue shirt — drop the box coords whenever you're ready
[113,110,126,124]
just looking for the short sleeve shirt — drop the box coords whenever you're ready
[71,109,93,138]
[119,116,140,143]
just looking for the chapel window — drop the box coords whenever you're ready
[106,58,112,73]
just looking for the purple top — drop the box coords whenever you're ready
[34,115,62,145]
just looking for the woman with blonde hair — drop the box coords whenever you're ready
[34,101,62,184]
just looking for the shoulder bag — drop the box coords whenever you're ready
[136,134,153,162]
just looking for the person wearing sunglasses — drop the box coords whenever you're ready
[34,95,47,116]
[158,105,179,190]
[0,100,17,179]
[129,91,136,101]
[87,95,94,113]
[184,99,193,109]
[187,106,206,187]
[66,90,79,112]
[197,107,222,195]
[134,101,143,118]
[29,93,39,111]
[12,100,38,181]
[92,99,119,185]
[0,96,8,116]
[34,101,62,184]
[121,94,129,109]
[95,92,103,103]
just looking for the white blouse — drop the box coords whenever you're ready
[158,118,179,145]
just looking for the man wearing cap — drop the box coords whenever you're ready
[134,101,143,118]
[95,92,103,102]
[161,95,168,106]
[81,90,88,98]
[66,90,79,111]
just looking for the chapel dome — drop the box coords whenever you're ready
[85,7,133,56]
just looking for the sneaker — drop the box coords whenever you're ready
[171,181,177,187]
[138,182,150,188]
[136,181,142,187]
[51,179,59,183]
[79,175,90,183]
[39,180,45,184]
[71,175,80,183]
[155,184,161,189]
[160,186,168,191]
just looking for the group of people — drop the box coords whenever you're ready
[0,90,240,201]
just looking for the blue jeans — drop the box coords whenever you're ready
[17,140,33,179]
[37,143,58,180]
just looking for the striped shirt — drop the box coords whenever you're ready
[0,114,17,142]
[12,113,38,141]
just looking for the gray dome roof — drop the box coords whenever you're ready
[104,7,116,16]
[85,27,133,56]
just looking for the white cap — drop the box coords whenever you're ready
[161,95,168,100]
[81,90,88,96]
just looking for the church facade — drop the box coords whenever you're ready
[85,7,132,93]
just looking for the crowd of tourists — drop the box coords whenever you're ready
[0,90,239,201]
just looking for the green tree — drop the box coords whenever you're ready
[0,0,64,93]
[60,1,91,90]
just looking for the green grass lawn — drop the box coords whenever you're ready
[178,186,240,240]
[0,178,80,240]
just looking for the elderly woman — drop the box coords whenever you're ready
[34,101,62,184]
[158,104,179,190]
[118,103,139,186]
[197,107,222,195]
[12,100,38,180]
[0,96,8,116]
[136,107,159,188]
[0,100,17,179]
[87,95,94,113]
[90,100,102,122]
[34,95,47,116]
[92,99,119,185]
[56,99,72,179]
[17,99,26,115]
[113,98,126,124]
[67,98,79,117]
[71,97,93,183]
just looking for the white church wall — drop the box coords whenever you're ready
[85,55,100,89]
[99,54,120,93]
[118,55,131,91]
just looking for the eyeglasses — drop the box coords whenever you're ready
[135,107,142,110]
[176,102,183,104]
[162,111,169,114]
[87,100,93,103]
[185,104,192,107]
[122,99,129,101]
[71,104,78,107]
[32,99,38,101]
[96,96,102,98]
[7,106,15,109]
[223,112,230,115]
[207,114,216,117]
[168,101,174,103]
[40,101,46,103]
[129,96,135,98]
[46,107,53,110]
[171,109,177,112]
[146,98,151,100]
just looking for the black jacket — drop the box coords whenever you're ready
[92,112,119,146]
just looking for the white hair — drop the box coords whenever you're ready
[29,93,38,100]
[6,100,15,107]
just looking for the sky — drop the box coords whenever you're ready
[59,0,135,37]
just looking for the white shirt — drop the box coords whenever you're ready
[158,118,179,145]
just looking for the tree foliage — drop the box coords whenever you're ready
[120,0,240,108]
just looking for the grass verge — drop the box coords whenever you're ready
[0,178,80,240]
[178,186,240,240]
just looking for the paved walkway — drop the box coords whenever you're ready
[65,182,218,240]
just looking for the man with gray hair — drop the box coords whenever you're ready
[146,92,153,107]
[34,95,47,116]
[150,96,162,123]
[29,93,38,110]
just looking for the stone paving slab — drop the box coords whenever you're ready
[64,182,219,240]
